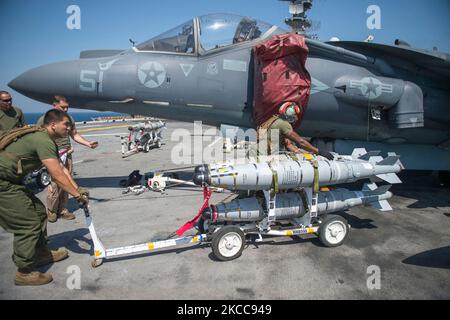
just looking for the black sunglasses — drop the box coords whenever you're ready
[1,99,12,103]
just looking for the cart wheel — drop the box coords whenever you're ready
[91,258,103,268]
[152,181,160,191]
[156,140,162,148]
[211,226,245,261]
[197,216,210,234]
[318,215,349,247]
[143,143,150,153]
[36,169,51,189]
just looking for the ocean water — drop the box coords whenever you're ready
[25,112,127,125]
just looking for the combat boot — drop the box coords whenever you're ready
[47,209,58,223]
[58,209,75,220]
[15,268,53,286]
[34,247,69,267]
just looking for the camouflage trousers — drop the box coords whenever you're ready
[47,156,73,215]
[0,179,48,269]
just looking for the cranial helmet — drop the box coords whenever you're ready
[279,102,301,123]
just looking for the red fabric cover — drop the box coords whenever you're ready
[253,33,311,129]
[175,187,212,237]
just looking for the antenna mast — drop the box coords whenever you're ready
[280,0,317,38]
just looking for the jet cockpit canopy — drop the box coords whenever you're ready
[136,19,195,53]
[197,13,274,52]
[136,14,276,54]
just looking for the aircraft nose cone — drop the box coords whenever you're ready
[8,60,79,103]
[7,74,33,96]
[7,77,22,92]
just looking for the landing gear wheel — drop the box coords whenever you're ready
[319,215,349,247]
[211,226,245,261]
[91,258,103,268]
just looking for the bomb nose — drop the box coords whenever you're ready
[193,165,210,186]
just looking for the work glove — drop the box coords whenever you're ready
[76,194,89,208]
[77,186,90,197]
[318,149,335,161]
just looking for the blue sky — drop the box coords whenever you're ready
[1,0,449,113]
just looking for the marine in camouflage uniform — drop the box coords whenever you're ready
[37,113,76,221]
[0,109,89,286]
[249,102,335,160]
[36,96,98,223]
[0,91,27,133]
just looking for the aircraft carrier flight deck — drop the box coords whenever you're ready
[0,120,449,299]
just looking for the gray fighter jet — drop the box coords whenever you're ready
[8,13,450,183]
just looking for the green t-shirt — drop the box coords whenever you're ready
[36,114,75,150]
[0,130,58,183]
[268,118,294,138]
[250,117,293,157]
[0,106,26,133]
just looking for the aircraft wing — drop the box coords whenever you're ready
[306,38,375,66]
[326,41,450,79]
